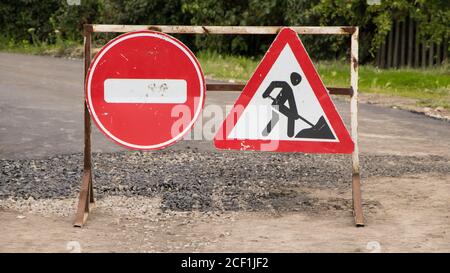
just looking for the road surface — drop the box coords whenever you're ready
[0,52,449,159]
[0,52,449,253]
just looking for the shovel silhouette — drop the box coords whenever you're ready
[262,72,334,139]
[265,94,334,139]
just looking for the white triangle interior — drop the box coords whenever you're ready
[228,44,339,142]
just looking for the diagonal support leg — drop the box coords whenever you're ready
[74,169,94,227]
[352,173,364,226]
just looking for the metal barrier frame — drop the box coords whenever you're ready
[74,24,364,227]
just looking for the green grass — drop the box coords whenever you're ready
[0,38,82,57]
[198,51,450,109]
[197,51,261,81]
[315,61,450,109]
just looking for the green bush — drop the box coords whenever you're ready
[0,0,60,43]
[1,0,448,63]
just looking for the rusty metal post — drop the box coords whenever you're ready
[74,25,95,227]
[350,28,364,226]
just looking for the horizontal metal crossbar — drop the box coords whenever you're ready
[86,25,356,35]
[206,83,353,96]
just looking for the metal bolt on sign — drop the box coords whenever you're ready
[74,24,364,227]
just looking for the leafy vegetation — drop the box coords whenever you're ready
[1,0,448,63]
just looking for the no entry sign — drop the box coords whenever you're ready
[86,30,205,150]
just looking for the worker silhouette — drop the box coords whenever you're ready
[262,72,302,137]
[261,72,335,139]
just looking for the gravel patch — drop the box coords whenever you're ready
[1,150,449,212]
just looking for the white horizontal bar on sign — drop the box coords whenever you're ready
[104,79,187,104]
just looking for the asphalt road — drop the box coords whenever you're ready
[0,52,449,160]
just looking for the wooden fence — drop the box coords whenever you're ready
[376,18,448,69]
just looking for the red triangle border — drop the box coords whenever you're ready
[214,27,354,154]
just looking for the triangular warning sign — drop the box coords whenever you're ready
[214,27,354,154]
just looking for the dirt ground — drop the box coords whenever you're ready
[1,173,449,253]
[358,93,450,122]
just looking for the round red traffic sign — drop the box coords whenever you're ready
[86,30,205,150]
